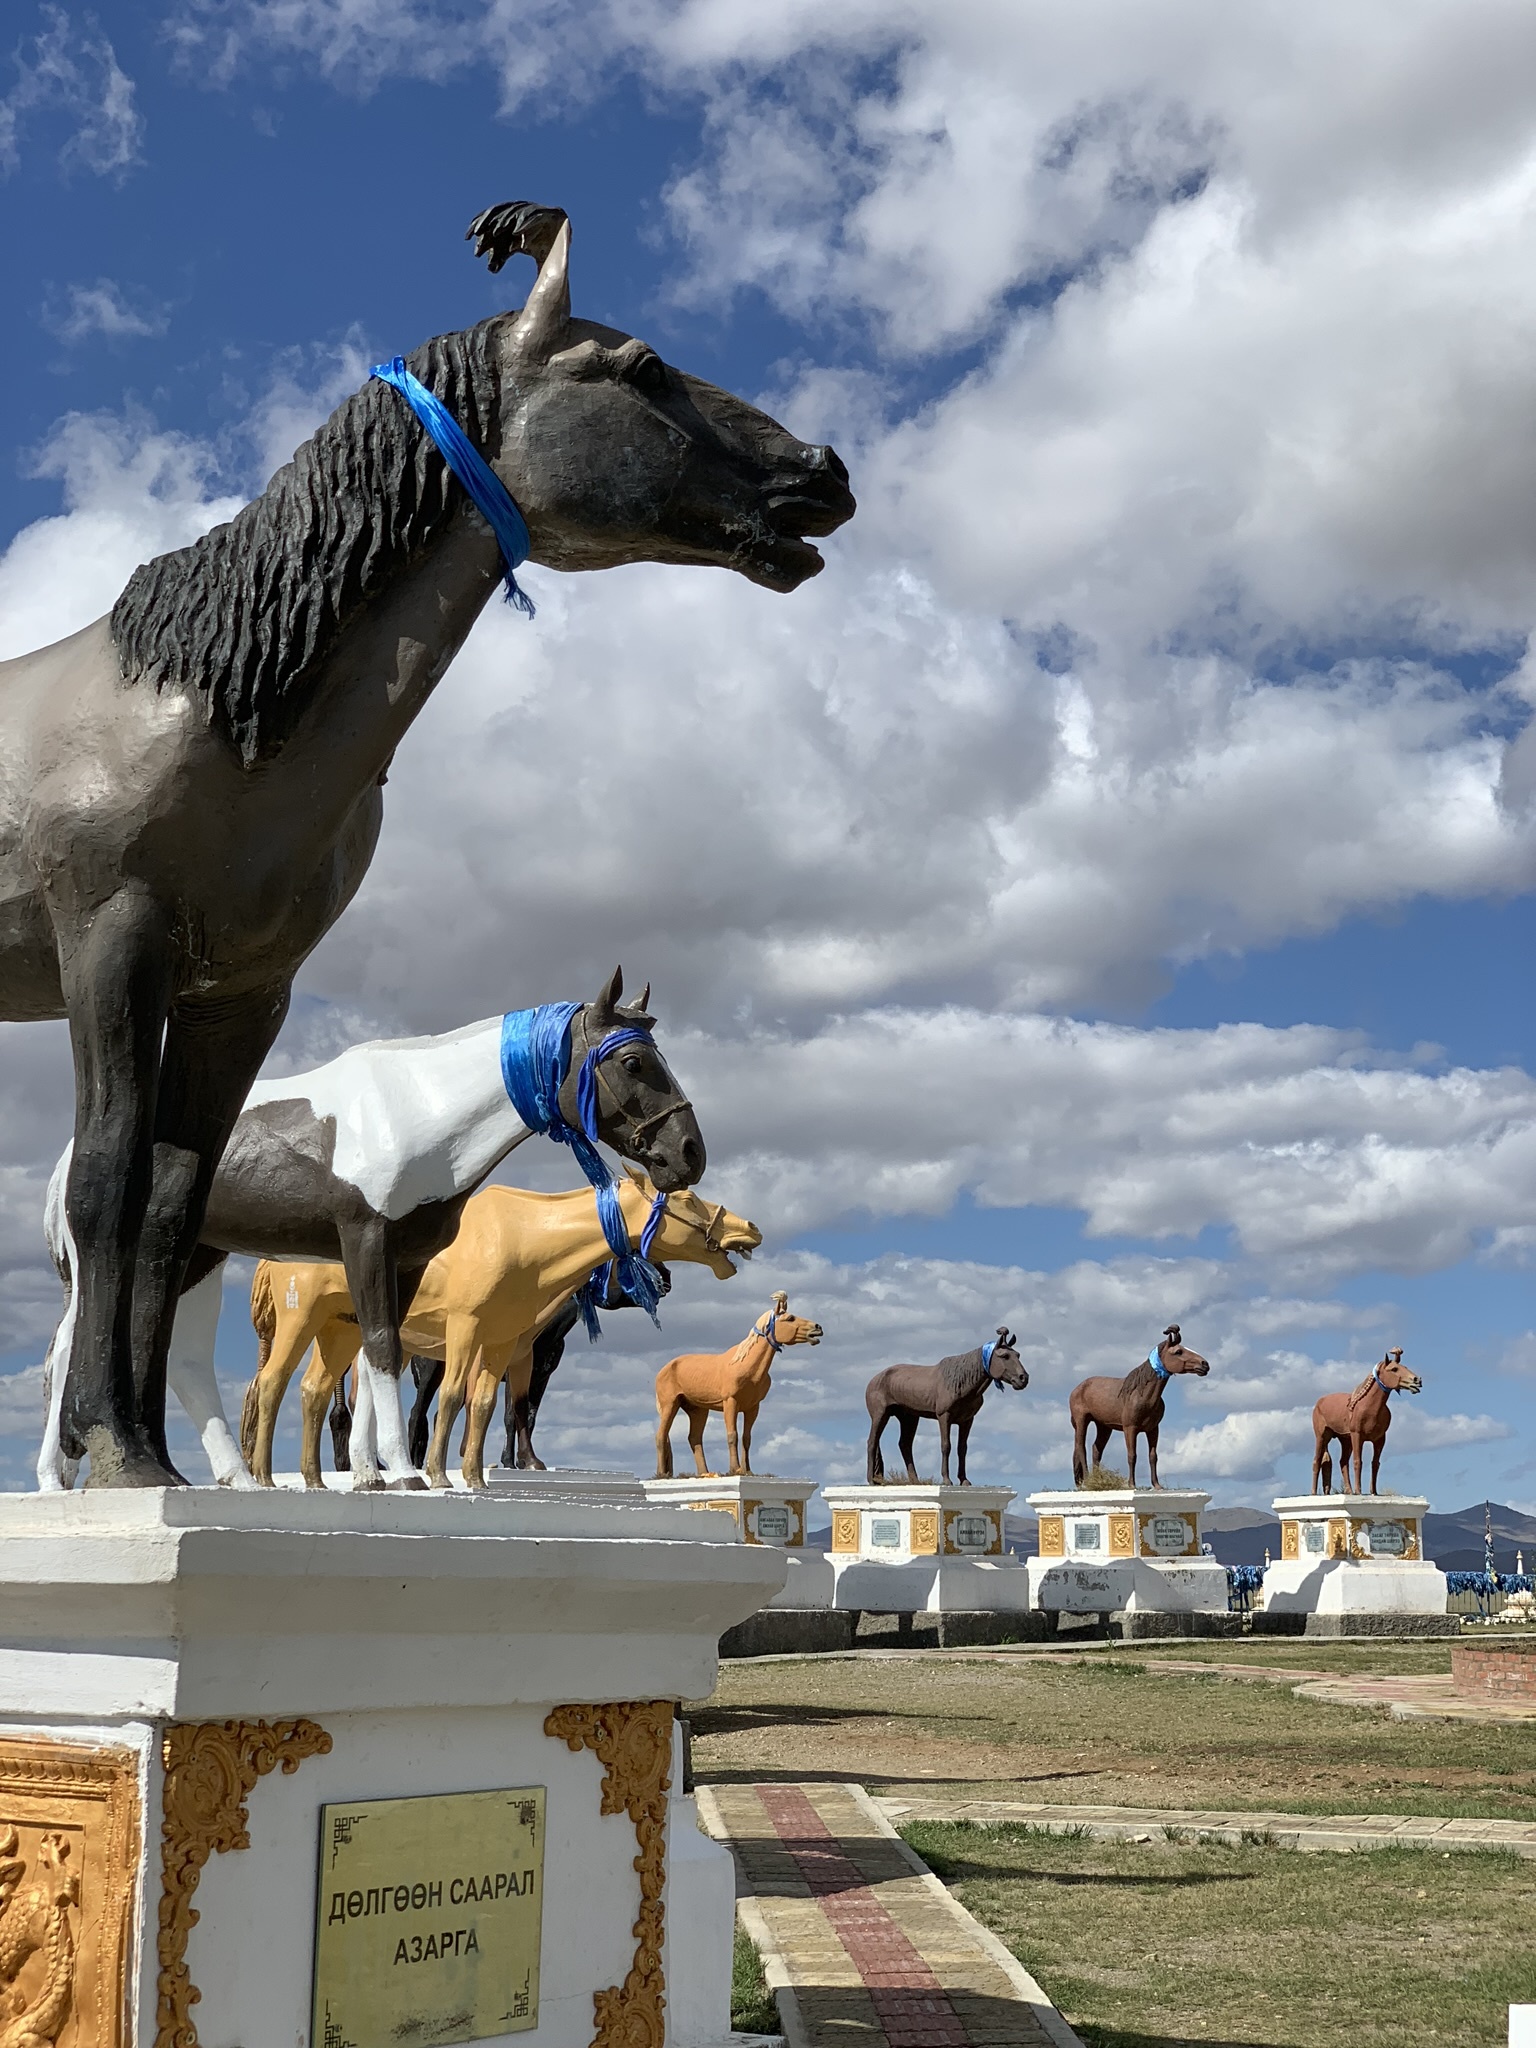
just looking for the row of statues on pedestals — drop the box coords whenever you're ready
[29,990,1424,1497]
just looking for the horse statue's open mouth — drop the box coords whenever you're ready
[747,454,857,589]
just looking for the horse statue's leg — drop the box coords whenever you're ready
[339,1221,420,1490]
[654,1376,683,1479]
[299,1326,360,1488]
[1145,1421,1161,1489]
[937,1411,953,1485]
[739,1402,759,1477]
[1070,1408,1089,1486]
[243,1269,325,1487]
[866,1383,891,1483]
[1091,1420,1112,1475]
[424,1315,479,1490]
[1368,1435,1382,1495]
[1123,1425,1140,1487]
[955,1412,972,1486]
[165,1264,254,1488]
[896,1408,922,1484]
[461,1344,518,1491]
[407,1358,443,1468]
[328,1380,351,1472]
[685,1400,713,1478]
[722,1396,742,1477]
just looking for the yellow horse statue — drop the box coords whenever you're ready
[240,1171,760,1490]
[654,1291,823,1478]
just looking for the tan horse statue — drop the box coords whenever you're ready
[240,1172,760,1489]
[654,1292,823,1478]
[1311,1348,1422,1494]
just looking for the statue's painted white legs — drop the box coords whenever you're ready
[165,1268,256,1489]
[37,1326,74,1492]
[355,1355,421,1486]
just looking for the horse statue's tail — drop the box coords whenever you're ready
[241,1263,278,1465]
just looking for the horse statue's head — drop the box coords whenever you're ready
[563,966,703,1191]
[1159,1324,1210,1376]
[763,1295,823,1349]
[619,1167,763,1279]
[1375,1347,1422,1395]
[987,1326,1029,1390]
[469,202,855,590]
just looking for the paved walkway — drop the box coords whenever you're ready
[875,1796,1536,1857]
[698,1780,1083,2048]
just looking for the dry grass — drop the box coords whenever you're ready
[904,1820,1536,2047]
[692,1649,1536,1820]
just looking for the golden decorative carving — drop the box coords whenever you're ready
[908,1509,940,1556]
[740,1500,763,1545]
[1109,1514,1135,1557]
[830,1510,861,1554]
[1037,1516,1065,1558]
[687,1499,742,1529]
[157,1719,331,2048]
[1280,1520,1299,1560]
[544,1701,672,2048]
[1404,1522,1421,1561]
[0,1739,138,2048]
[1327,1518,1350,1559]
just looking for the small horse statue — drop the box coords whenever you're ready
[37,970,697,1492]
[1311,1348,1422,1495]
[1070,1325,1209,1487]
[654,1292,823,1478]
[242,1174,759,1490]
[865,1328,1027,1486]
[2,198,852,1487]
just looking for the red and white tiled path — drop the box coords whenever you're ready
[698,1780,1083,2048]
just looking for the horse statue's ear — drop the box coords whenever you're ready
[996,1326,1010,1343]
[1164,1324,1180,1342]
[616,978,656,1028]
[590,965,624,1028]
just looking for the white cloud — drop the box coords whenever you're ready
[0,6,142,180]
[41,279,169,345]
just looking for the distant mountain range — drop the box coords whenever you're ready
[805,1500,1536,1571]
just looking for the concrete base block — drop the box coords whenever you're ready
[1301,1611,1459,1638]
[852,1609,1056,1649]
[1109,1610,1243,1640]
[719,1608,857,1658]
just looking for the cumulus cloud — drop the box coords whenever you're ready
[0,6,142,179]
[40,278,169,345]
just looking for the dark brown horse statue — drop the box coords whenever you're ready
[0,200,853,1487]
[1070,1324,1209,1487]
[1311,1348,1422,1495]
[866,1328,1027,1485]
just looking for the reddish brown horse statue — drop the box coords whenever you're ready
[866,1328,1027,1485]
[1311,1348,1421,1495]
[1070,1325,1209,1487]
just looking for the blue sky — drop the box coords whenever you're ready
[2,2,1535,1525]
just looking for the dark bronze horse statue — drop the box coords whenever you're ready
[1311,1348,1422,1495]
[0,199,853,1485]
[866,1328,1027,1485]
[1070,1324,1209,1487]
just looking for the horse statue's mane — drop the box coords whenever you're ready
[1120,1359,1162,1399]
[936,1348,987,1399]
[110,321,502,766]
[1345,1367,1382,1414]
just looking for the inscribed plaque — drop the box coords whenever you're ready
[312,1788,544,2048]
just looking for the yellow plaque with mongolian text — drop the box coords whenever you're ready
[312,1787,544,2048]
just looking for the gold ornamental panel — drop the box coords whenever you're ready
[0,1736,140,2048]
[1037,1516,1065,1558]
[1280,1520,1299,1561]
[830,1511,861,1554]
[687,1501,741,1530]
[1404,1522,1421,1561]
[1326,1518,1349,1559]
[312,1789,544,2048]
[1108,1514,1135,1558]
[908,1509,940,1556]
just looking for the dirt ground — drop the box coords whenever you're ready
[691,1646,1536,1820]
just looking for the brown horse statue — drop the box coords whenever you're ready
[654,1292,823,1478]
[1069,1324,1209,1487]
[866,1328,1027,1485]
[1311,1347,1422,1494]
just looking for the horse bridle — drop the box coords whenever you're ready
[659,1193,732,1255]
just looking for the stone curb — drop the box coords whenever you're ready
[876,1798,1536,1859]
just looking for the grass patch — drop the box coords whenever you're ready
[730,1924,778,2037]
[1126,1640,1457,1675]
[694,1653,1536,1820]
[902,1819,1536,2047]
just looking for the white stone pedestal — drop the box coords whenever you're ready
[818,1484,1031,1613]
[643,1477,832,1611]
[1260,1493,1449,1628]
[1026,1488,1229,1614]
[0,1487,785,2048]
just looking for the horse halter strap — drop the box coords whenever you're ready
[370,356,535,616]
[1371,1364,1393,1395]
[577,1026,693,1154]
[1148,1349,1171,1384]
[753,1312,782,1353]
[981,1338,998,1373]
